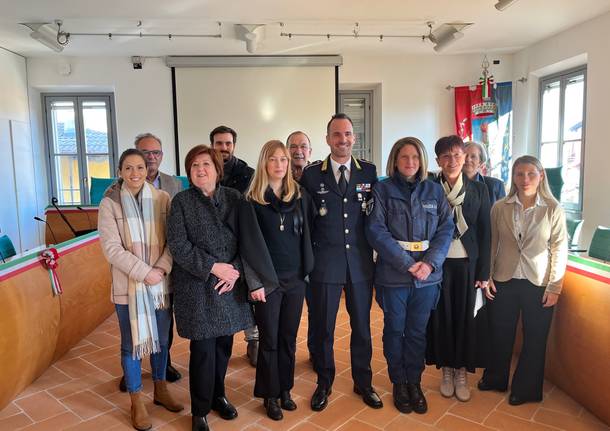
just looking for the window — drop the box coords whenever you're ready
[43,94,117,205]
[538,67,586,212]
[339,90,372,161]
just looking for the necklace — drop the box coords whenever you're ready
[279,213,285,231]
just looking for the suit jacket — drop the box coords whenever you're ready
[158,171,183,199]
[490,195,568,294]
[221,157,254,194]
[300,155,377,284]
[435,174,492,281]
[475,173,506,206]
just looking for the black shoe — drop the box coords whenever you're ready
[247,340,258,367]
[280,391,297,411]
[166,364,182,383]
[119,376,127,392]
[212,396,238,420]
[310,386,332,412]
[192,415,209,431]
[264,398,283,420]
[392,383,412,414]
[406,383,427,414]
[508,393,542,406]
[477,378,507,392]
[353,385,383,409]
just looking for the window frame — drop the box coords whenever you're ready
[537,66,587,214]
[42,93,118,205]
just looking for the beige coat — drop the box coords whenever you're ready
[490,195,568,294]
[98,183,172,304]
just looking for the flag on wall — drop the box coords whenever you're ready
[454,81,512,182]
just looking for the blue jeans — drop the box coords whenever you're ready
[115,304,171,393]
[376,284,440,384]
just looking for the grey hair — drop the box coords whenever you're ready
[464,141,488,164]
[134,133,162,148]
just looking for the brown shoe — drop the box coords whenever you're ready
[130,391,152,431]
[154,381,184,412]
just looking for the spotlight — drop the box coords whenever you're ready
[495,0,520,11]
[20,23,63,52]
[429,26,464,52]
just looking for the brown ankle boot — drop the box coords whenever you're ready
[129,391,152,431]
[154,380,184,412]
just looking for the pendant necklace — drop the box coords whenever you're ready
[279,213,286,231]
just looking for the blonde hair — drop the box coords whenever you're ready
[507,155,558,204]
[386,137,429,179]
[246,140,301,204]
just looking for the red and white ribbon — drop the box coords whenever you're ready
[40,248,63,295]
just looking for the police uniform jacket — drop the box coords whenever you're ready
[300,156,377,284]
[365,174,454,288]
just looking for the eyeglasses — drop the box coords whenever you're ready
[142,150,163,157]
[289,144,310,151]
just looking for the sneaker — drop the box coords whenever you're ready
[440,367,454,398]
[454,368,471,402]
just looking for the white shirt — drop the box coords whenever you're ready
[508,193,547,279]
[330,157,351,184]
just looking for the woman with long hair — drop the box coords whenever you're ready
[479,155,568,406]
[98,148,183,431]
[239,140,314,420]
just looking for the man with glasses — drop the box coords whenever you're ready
[115,133,183,393]
[287,131,313,182]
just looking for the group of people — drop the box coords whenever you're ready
[98,114,568,431]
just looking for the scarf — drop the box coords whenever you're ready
[120,181,168,359]
[441,174,468,239]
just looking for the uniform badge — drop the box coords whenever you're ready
[317,182,329,194]
[356,183,372,193]
[365,198,374,216]
[319,198,328,216]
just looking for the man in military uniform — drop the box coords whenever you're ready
[300,113,382,411]
[209,125,258,367]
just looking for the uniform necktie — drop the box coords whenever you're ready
[338,165,348,195]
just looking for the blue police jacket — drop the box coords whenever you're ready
[300,155,378,284]
[365,174,454,288]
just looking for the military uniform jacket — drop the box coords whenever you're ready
[300,155,377,284]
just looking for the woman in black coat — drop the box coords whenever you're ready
[167,145,254,431]
[238,140,314,421]
[426,135,491,403]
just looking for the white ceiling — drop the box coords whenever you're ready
[1,0,609,57]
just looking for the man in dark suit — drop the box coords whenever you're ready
[210,125,258,367]
[300,113,382,411]
[116,133,184,392]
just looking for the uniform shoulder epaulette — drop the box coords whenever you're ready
[357,158,375,166]
[304,160,322,170]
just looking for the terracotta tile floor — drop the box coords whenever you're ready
[2,299,608,431]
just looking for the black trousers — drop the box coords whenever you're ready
[484,278,554,400]
[189,335,233,416]
[167,293,175,368]
[311,276,373,390]
[253,278,306,398]
[304,280,315,358]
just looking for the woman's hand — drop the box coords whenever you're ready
[250,288,266,302]
[542,291,559,307]
[484,279,497,300]
[144,268,164,285]
[211,263,240,283]
[475,280,489,289]
[214,279,235,295]
[408,261,433,281]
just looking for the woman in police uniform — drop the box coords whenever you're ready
[365,137,454,414]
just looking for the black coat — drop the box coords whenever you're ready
[221,157,254,194]
[167,186,254,340]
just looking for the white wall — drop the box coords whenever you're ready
[340,53,514,174]
[512,11,610,247]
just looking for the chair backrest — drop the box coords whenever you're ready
[90,177,116,205]
[177,176,190,190]
[0,235,17,261]
[566,218,584,248]
[544,166,564,201]
[589,226,610,261]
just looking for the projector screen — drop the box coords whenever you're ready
[173,66,336,175]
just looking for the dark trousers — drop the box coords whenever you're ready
[253,279,306,398]
[311,277,373,390]
[189,335,233,416]
[304,280,315,358]
[167,293,174,368]
[484,278,554,401]
[376,284,439,384]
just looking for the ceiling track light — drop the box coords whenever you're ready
[20,22,64,52]
[495,0,520,11]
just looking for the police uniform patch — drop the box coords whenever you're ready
[365,198,374,216]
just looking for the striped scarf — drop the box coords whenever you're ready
[441,174,469,239]
[120,182,168,359]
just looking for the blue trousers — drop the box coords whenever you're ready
[376,284,439,384]
[115,304,171,393]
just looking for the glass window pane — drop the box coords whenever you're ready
[82,100,109,154]
[54,155,81,205]
[342,97,367,159]
[540,142,558,168]
[540,81,560,143]
[50,101,77,154]
[86,155,111,186]
[561,140,581,205]
[563,75,584,141]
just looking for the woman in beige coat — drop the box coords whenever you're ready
[98,148,183,431]
[478,155,568,406]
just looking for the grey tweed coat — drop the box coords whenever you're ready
[167,185,254,340]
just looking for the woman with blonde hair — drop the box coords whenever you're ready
[238,140,314,420]
[478,155,568,406]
